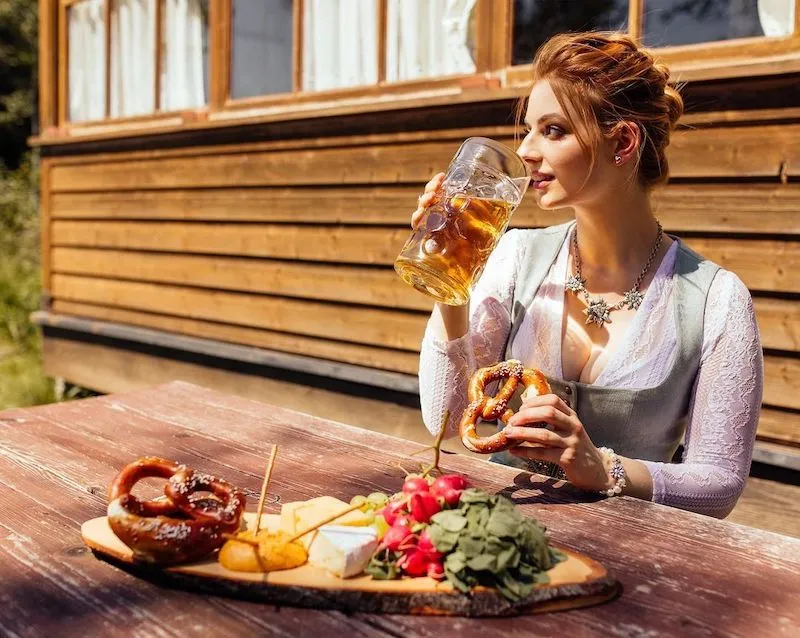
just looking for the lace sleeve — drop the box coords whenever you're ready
[641,270,764,518]
[419,230,525,437]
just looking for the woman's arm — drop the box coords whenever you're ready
[640,271,763,517]
[505,270,763,517]
[419,230,523,437]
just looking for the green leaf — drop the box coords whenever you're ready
[467,553,497,572]
[532,570,551,586]
[428,527,459,553]
[456,535,484,558]
[486,509,520,538]
[500,571,523,598]
[445,551,467,574]
[431,510,468,533]
[496,544,520,571]
[365,554,400,580]
[459,488,491,505]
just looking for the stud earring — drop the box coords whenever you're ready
[614,155,622,165]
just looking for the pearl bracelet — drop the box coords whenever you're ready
[598,447,627,497]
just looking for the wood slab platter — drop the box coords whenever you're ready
[82,513,619,617]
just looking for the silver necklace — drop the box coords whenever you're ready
[565,222,664,328]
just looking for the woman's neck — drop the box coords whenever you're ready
[571,188,662,278]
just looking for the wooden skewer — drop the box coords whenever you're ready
[222,532,259,548]
[253,444,278,535]
[286,503,364,544]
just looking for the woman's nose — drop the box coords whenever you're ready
[516,134,541,164]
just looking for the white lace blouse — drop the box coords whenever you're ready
[419,227,764,518]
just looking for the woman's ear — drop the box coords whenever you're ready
[612,121,641,166]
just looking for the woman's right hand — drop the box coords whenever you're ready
[411,172,446,229]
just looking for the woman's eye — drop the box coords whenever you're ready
[543,125,565,138]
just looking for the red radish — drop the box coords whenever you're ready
[380,520,413,552]
[430,474,470,507]
[416,529,442,560]
[400,549,430,577]
[381,500,409,526]
[402,476,430,494]
[409,491,441,524]
[427,560,445,580]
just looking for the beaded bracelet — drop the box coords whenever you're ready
[598,447,627,497]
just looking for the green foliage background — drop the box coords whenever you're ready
[0,0,57,408]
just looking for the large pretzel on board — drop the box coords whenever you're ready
[107,457,246,565]
[459,360,552,454]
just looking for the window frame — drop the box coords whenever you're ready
[37,0,800,143]
[57,0,183,125]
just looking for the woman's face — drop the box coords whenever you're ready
[517,80,618,210]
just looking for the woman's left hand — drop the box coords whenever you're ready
[504,394,612,492]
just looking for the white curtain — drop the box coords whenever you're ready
[302,0,378,91]
[386,0,476,83]
[757,0,795,36]
[68,0,106,122]
[110,0,156,117]
[162,0,207,109]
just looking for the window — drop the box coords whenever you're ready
[47,0,800,132]
[227,0,480,96]
[62,0,208,122]
[109,0,157,118]
[384,0,477,83]
[301,0,378,91]
[67,0,106,121]
[642,0,795,47]
[161,0,210,110]
[231,0,293,98]
[512,0,630,66]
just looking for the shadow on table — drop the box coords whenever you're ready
[496,471,606,507]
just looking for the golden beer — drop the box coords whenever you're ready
[394,137,529,305]
[395,195,515,305]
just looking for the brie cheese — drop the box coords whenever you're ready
[279,496,372,548]
[307,525,379,578]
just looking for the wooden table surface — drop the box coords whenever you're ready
[1,381,798,638]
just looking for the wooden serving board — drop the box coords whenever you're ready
[81,513,619,617]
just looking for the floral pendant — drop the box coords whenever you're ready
[584,298,612,327]
[622,289,645,310]
[565,274,586,294]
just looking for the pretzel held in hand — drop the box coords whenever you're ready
[107,457,246,565]
[459,360,552,454]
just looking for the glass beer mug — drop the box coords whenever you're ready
[394,137,530,305]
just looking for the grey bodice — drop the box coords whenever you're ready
[491,222,720,469]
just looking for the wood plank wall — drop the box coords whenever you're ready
[39,93,800,452]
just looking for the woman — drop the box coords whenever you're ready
[414,33,763,518]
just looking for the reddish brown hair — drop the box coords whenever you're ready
[521,32,684,187]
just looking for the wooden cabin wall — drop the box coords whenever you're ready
[37,74,800,455]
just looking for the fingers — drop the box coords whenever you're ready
[520,393,573,417]
[424,172,446,193]
[507,404,576,434]
[411,173,445,229]
[503,426,567,447]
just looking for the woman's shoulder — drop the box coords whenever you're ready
[672,240,751,300]
[708,267,753,308]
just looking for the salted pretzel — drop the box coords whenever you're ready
[107,457,246,565]
[459,359,552,454]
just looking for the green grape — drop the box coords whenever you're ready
[350,494,368,508]
[367,492,389,507]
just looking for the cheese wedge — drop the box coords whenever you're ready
[279,496,372,548]
[307,525,378,578]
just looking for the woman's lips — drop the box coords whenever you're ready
[532,174,554,190]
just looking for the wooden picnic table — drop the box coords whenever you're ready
[1,381,798,637]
